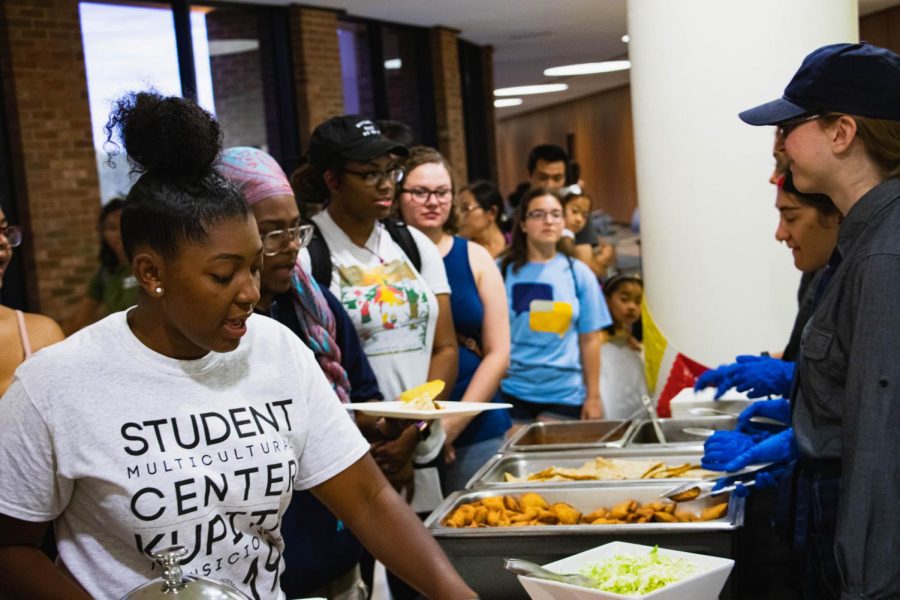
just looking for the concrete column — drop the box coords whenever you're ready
[627,0,857,367]
[430,27,468,184]
[289,6,344,145]
[0,0,101,320]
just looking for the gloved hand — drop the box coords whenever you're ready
[712,462,793,497]
[694,355,795,399]
[737,398,791,429]
[722,428,797,472]
[701,430,756,471]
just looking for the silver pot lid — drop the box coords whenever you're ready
[121,546,252,600]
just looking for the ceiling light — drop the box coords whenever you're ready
[622,34,630,43]
[494,98,523,108]
[384,58,402,70]
[208,39,259,57]
[493,83,568,96]
[543,61,631,77]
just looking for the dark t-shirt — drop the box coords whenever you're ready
[574,216,599,247]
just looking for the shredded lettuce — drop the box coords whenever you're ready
[579,546,697,596]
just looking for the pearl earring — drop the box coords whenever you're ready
[155,286,163,295]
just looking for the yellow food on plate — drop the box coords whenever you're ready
[441,492,729,528]
[398,379,445,410]
[502,457,713,483]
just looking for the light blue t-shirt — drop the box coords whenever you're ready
[500,254,612,406]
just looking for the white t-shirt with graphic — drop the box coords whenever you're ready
[300,211,450,403]
[0,311,369,600]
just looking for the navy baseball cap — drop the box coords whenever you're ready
[308,115,408,168]
[739,42,900,126]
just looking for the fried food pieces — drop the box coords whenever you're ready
[503,458,712,483]
[441,493,729,528]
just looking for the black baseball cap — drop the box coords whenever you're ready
[307,115,408,168]
[739,42,900,126]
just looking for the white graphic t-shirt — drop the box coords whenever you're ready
[0,312,369,600]
[300,211,450,402]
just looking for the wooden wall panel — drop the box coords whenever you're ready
[496,85,638,223]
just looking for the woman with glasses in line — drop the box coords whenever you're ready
[395,147,511,493]
[499,188,611,424]
[0,210,64,395]
[218,146,385,600]
[295,117,457,599]
[456,180,510,259]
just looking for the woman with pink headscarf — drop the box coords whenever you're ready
[218,147,384,599]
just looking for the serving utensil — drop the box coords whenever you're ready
[641,395,667,444]
[682,427,716,438]
[688,407,785,427]
[658,462,773,500]
[504,558,596,588]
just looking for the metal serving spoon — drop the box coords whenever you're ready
[504,558,596,589]
[688,407,785,427]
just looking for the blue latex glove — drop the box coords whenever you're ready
[694,355,795,399]
[737,398,791,429]
[701,430,756,471]
[722,428,797,472]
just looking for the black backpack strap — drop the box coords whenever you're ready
[381,218,422,272]
[565,254,582,300]
[306,222,332,288]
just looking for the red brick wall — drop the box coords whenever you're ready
[430,27,468,184]
[0,0,100,321]
[288,6,344,146]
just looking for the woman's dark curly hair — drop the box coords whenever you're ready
[104,91,249,260]
[98,198,125,272]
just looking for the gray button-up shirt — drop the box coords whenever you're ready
[794,178,900,598]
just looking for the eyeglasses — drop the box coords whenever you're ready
[456,202,483,215]
[526,209,564,222]
[261,224,314,256]
[0,225,22,248]
[777,113,822,139]
[402,187,453,205]
[343,166,404,187]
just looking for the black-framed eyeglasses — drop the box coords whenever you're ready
[0,225,22,248]
[402,187,453,205]
[777,113,822,139]
[261,224,314,256]
[343,166,404,187]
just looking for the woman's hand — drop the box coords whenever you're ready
[581,394,603,420]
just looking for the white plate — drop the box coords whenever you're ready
[345,400,512,420]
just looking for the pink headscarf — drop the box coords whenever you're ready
[217,146,294,205]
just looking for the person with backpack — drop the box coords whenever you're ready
[500,188,611,423]
[295,115,458,599]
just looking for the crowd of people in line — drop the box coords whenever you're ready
[0,40,898,600]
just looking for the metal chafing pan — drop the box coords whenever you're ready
[425,484,743,600]
[465,449,708,489]
[501,420,635,452]
[625,416,737,446]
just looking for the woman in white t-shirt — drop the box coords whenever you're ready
[0,93,475,600]
[295,116,458,599]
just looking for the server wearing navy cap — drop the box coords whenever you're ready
[739,42,900,599]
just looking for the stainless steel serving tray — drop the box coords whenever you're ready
[466,449,708,490]
[625,416,737,446]
[425,483,743,600]
[501,420,635,453]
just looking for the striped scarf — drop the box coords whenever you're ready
[289,264,351,404]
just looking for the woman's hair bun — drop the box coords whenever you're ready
[106,91,222,180]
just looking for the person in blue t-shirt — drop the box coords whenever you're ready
[499,188,611,422]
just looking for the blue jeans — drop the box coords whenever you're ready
[442,435,505,493]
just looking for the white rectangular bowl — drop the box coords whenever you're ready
[517,541,734,600]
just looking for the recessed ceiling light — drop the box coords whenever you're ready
[384,58,402,70]
[622,34,630,43]
[543,61,631,77]
[493,83,568,96]
[208,39,260,57]
[494,98,523,108]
